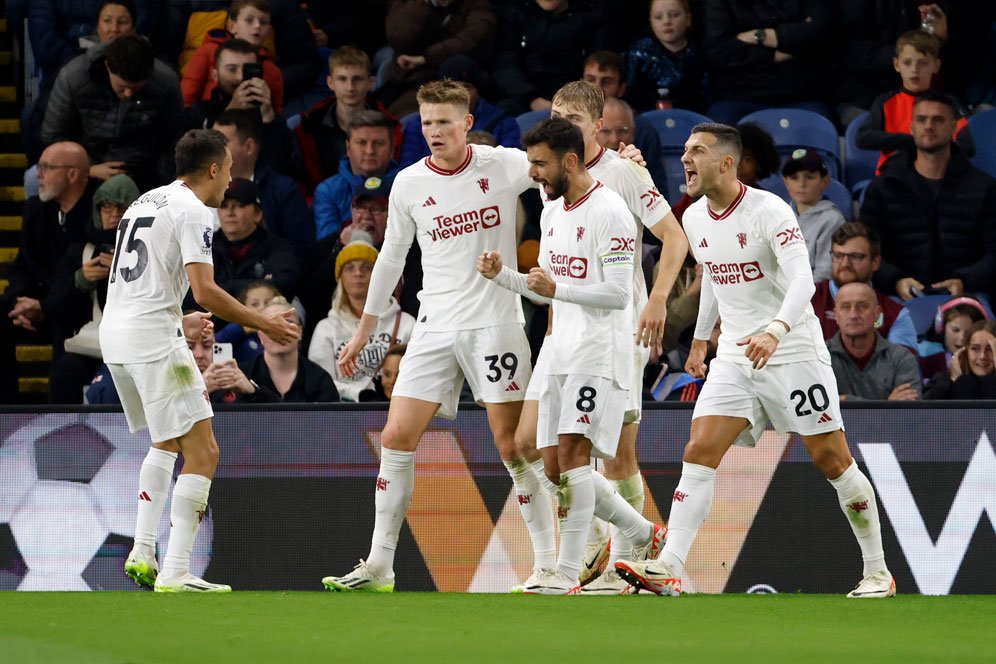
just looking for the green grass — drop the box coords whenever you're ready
[0,593,993,663]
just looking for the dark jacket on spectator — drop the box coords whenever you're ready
[828,331,922,401]
[254,161,315,258]
[211,226,300,302]
[28,0,156,81]
[41,47,183,190]
[860,146,996,297]
[702,0,833,104]
[923,371,996,400]
[493,0,613,110]
[237,354,339,402]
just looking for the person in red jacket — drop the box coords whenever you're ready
[181,0,284,113]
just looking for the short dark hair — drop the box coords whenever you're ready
[213,109,263,144]
[737,122,780,180]
[175,129,228,177]
[521,117,585,161]
[690,123,742,161]
[98,0,136,23]
[214,38,259,67]
[583,50,624,76]
[346,110,396,140]
[912,89,958,117]
[104,33,153,83]
[228,0,271,21]
[832,221,881,257]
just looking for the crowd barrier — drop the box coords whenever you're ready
[1,404,993,594]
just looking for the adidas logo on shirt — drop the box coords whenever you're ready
[698,238,708,248]
[576,414,590,424]
[817,411,833,424]
[422,196,437,207]
[505,381,520,392]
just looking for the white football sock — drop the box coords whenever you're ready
[591,471,650,564]
[659,462,716,577]
[504,457,556,570]
[531,459,558,495]
[366,448,415,578]
[161,473,211,578]
[828,460,888,576]
[133,448,177,555]
[612,472,645,512]
[555,466,595,584]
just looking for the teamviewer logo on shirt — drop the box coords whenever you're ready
[428,206,501,241]
[549,252,588,279]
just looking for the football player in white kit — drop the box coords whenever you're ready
[101,129,300,592]
[512,81,690,593]
[478,118,665,594]
[615,124,895,599]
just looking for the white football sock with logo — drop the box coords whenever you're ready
[829,460,888,576]
[555,466,595,584]
[161,473,211,578]
[659,462,716,576]
[133,447,177,555]
[505,457,556,570]
[366,448,415,578]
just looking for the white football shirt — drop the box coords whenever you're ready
[384,145,533,331]
[539,182,637,386]
[683,182,830,365]
[100,180,215,364]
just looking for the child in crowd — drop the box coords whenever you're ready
[625,0,706,112]
[215,281,281,364]
[918,297,989,380]
[782,149,846,282]
[855,30,972,174]
[181,0,284,112]
[924,320,996,399]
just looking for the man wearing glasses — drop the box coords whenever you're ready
[0,142,95,402]
[810,221,917,352]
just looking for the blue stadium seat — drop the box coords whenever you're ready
[398,111,419,129]
[902,294,995,337]
[844,111,879,191]
[640,109,712,202]
[758,174,854,221]
[515,109,551,137]
[967,110,996,179]
[739,108,842,180]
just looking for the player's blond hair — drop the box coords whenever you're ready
[552,80,605,122]
[416,80,471,112]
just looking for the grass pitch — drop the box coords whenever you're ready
[0,593,992,663]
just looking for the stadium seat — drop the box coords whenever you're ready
[902,294,995,338]
[398,111,419,129]
[515,109,551,137]
[844,111,879,191]
[967,110,996,179]
[739,108,842,180]
[757,174,855,221]
[640,109,712,202]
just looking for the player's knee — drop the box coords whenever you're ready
[545,468,561,489]
[381,425,417,452]
[682,438,717,466]
[513,425,536,458]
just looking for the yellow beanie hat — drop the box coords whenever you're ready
[335,239,378,281]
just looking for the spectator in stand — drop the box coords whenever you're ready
[166,0,318,102]
[861,91,996,302]
[855,30,973,175]
[207,179,300,308]
[294,47,399,191]
[833,2,948,127]
[28,0,155,83]
[308,233,415,401]
[811,222,917,352]
[829,283,922,401]
[924,320,996,400]
[596,97,668,195]
[917,297,988,381]
[180,0,284,113]
[782,149,845,282]
[233,297,339,402]
[214,281,280,363]
[42,33,182,191]
[0,142,94,403]
[313,111,401,241]
[79,0,137,50]
[382,0,497,116]
[701,0,835,125]
[493,0,614,114]
[47,173,139,404]
[378,344,407,401]
[399,55,520,168]
[625,0,706,113]
[212,109,313,256]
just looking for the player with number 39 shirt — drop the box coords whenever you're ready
[100,129,300,593]
[614,124,895,600]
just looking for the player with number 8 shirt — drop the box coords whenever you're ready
[613,123,895,599]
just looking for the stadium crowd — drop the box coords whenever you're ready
[2,0,995,405]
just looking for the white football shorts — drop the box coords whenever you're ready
[391,323,532,420]
[537,373,627,459]
[692,357,844,447]
[107,341,213,443]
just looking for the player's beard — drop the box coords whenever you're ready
[547,171,569,200]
